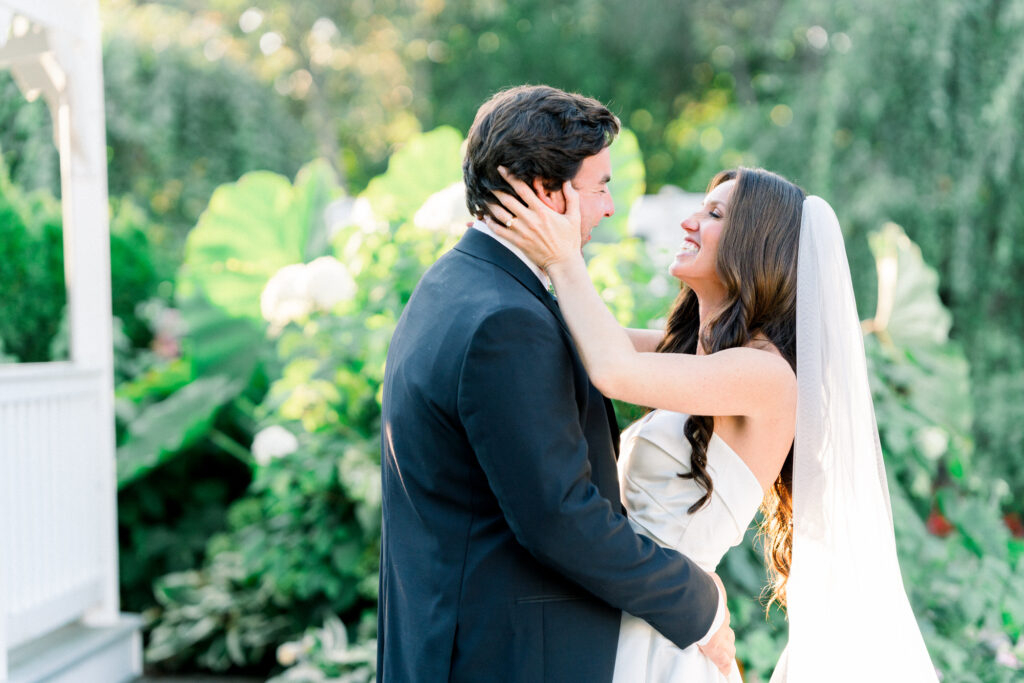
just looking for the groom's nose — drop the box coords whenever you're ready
[603,195,615,218]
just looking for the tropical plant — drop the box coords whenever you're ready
[142,127,465,672]
[268,613,376,683]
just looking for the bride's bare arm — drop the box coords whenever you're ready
[489,169,795,420]
[626,328,664,352]
[540,256,793,417]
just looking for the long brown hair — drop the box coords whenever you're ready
[656,167,803,609]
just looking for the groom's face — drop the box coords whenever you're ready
[570,147,615,246]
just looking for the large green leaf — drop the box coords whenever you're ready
[174,160,341,381]
[176,292,265,379]
[177,159,342,322]
[865,222,973,501]
[868,222,953,349]
[593,128,646,243]
[115,357,193,405]
[867,223,971,435]
[117,375,244,488]
[360,127,464,224]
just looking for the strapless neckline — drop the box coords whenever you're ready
[613,408,759,683]
[632,409,762,495]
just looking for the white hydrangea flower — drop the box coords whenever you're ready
[252,425,299,466]
[915,426,949,461]
[305,256,357,311]
[352,196,386,233]
[261,263,313,332]
[325,196,387,237]
[414,182,474,235]
[276,641,302,667]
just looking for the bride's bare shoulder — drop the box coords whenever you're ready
[745,337,795,376]
[726,338,797,409]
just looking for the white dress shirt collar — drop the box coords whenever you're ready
[470,219,550,289]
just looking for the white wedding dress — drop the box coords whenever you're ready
[613,409,761,683]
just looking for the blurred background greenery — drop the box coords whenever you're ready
[1,0,1022,680]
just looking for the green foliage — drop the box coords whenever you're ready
[360,126,464,224]
[267,613,376,683]
[860,224,1024,681]
[145,550,295,671]
[1,15,314,246]
[116,375,245,487]
[864,223,974,510]
[422,0,707,188]
[595,129,646,243]
[115,160,352,619]
[118,446,252,612]
[178,160,339,322]
[0,74,60,194]
[0,168,171,366]
[896,485,1024,682]
[102,17,314,241]
[670,0,1024,518]
[144,128,461,673]
[4,0,1019,675]
[144,425,380,672]
[174,159,341,382]
[0,170,67,362]
[108,199,177,348]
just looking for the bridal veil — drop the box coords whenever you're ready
[771,196,937,682]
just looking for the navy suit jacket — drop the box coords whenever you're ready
[378,228,717,682]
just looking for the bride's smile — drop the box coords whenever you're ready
[670,178,735,305]
[678,237,700,256]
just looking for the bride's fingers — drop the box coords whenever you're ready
[490,189,537,227]
[562,181,581,225]
[485,202,515,227]
[491,220,526,249]
[497,166,548,213]
[489,189,522,216]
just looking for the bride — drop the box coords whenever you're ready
[486,166,938,682]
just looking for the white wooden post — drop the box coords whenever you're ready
[1,4,139,681]
[55,0,121,629]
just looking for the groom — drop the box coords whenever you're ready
[379,85,731,682]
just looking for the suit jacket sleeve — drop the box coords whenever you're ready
[456,305,719,650]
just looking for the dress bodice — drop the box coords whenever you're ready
[618,410,764,572]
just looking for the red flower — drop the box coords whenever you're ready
[1003,513,1024,538]
[926,508,954,537]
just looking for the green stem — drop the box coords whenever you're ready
[209,429,253,464]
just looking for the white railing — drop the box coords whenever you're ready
[1,3,132,679]
[0,363,109,652]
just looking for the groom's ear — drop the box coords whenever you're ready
[531,177,567,214]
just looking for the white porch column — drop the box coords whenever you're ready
[53,0,121,628]
[0,3,133,681]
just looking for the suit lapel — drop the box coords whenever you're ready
[455,228,620,454]
[453,229,570,335]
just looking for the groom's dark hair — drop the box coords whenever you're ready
[463,85,620,220]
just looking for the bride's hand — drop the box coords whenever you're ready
[487,167,583,272]
[699,573,737,676]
